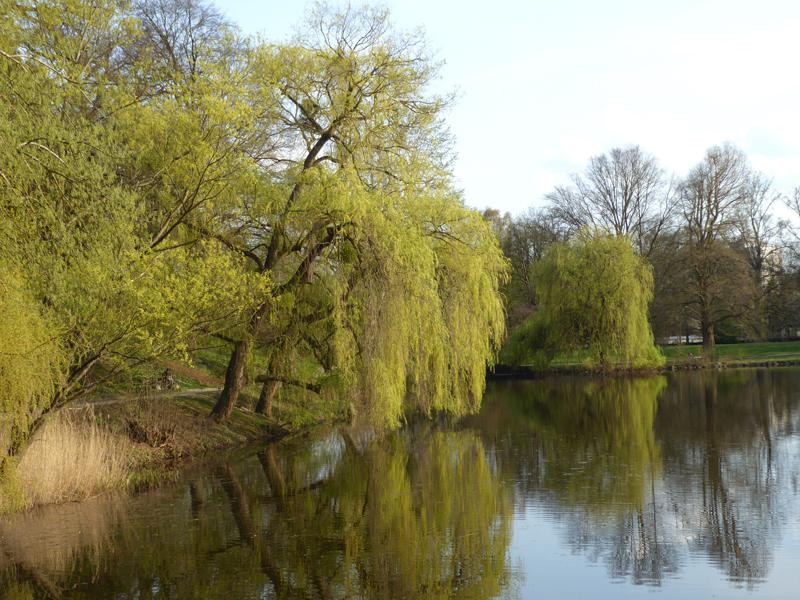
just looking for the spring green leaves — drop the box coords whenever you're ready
[504,232,663,369]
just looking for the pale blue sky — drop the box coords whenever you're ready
[221,0,800,214]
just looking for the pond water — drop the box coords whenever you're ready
[2,368,800,599]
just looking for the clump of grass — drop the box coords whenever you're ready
[16,408,134,507]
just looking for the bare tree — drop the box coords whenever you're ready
[131,0,235,83]
[679,144,756,355]
[734,174,784,280]
[788,187,800,217]
[733,174,786,337]
[648,228,687,341]
[546,145,674,257]
[781,187,800,262]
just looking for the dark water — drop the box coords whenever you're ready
[2,369,800,599]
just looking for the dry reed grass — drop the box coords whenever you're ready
[16,407,134,507]
[4,392,273,513]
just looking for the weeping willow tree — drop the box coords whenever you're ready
[332,181,508,428]
[1,0,507,453]
[205,4,509,426]
[236,171,507,429]
[513,231,663,369]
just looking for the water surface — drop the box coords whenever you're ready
[2,368,800,598]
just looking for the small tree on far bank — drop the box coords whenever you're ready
[505,232,663,370]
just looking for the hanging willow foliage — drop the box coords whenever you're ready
[531,231,664,369]
[0,265,64,463]
[1,0,510,453]
[277,171,508,429]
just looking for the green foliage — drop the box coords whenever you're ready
[0,0,508,473]
[513,232,663,369]
[263,173,508,429]
[0,458,26,515]
[0,0,263,421]
[0,265,64,459]
[498,310,552,367]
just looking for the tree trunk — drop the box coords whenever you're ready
[701,318,715,358]
[211,339,250,420]
[212,223,335,421]
[255,380,281,418]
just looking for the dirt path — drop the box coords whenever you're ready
[160,359,224,387]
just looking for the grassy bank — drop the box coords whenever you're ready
[494,340,800,378]
[0,391,284,514]
[0,336,352,515]
[1,338,351,515]
[659,341,800,364]
[565,340,800,367]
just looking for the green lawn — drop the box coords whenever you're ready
[537,340,800,369]
[660,341,800,363]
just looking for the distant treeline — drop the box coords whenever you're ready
[0,0,507,472]
[488,144,800,357]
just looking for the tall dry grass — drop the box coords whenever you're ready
[16,407,134,507]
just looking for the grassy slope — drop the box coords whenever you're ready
[95,339,338,433]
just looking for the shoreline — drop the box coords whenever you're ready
[489,358,800,380]
[9,356,800,516]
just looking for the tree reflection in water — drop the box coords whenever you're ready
[658,370,799,587]
[1,427,515,599]
[471,370,800,588]
[2,369,800,597]
[467,376,677,584]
